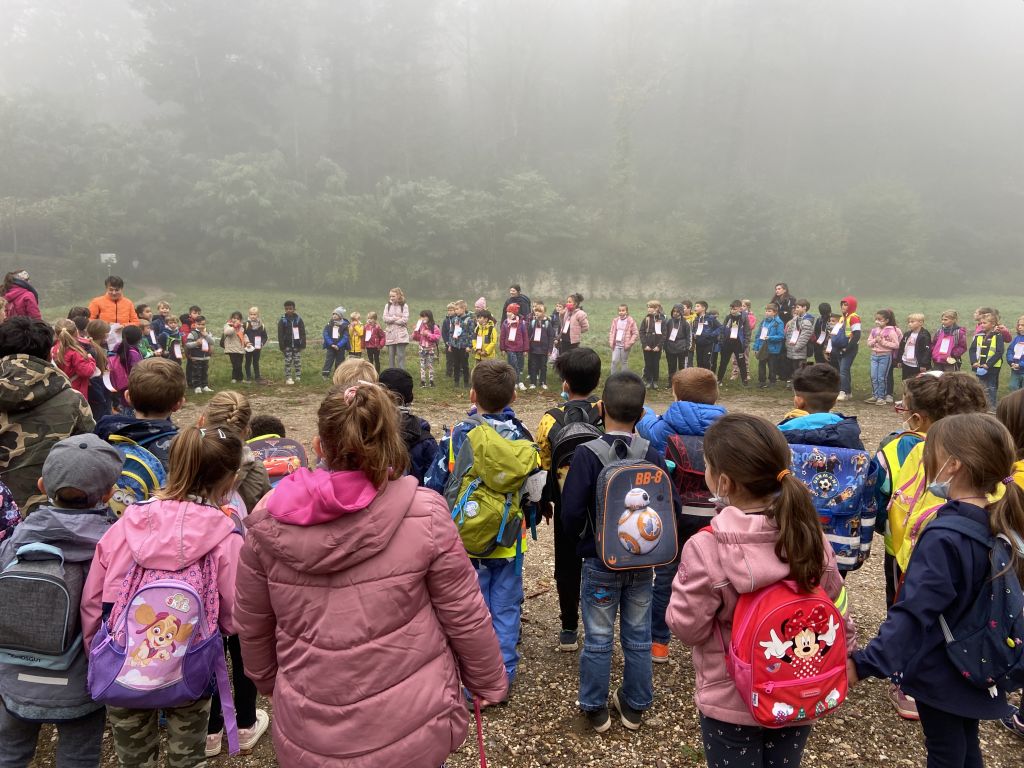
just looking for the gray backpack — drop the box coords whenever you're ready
[0,543,84,670]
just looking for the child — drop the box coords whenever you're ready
[668,413,852,765]
[751,303,785,388]
[970,309,1004,409]
[692,300,720,372]
[835,296,862,401]
[185,315,215,394]
[866,308,902,405]
[110,324,144,409]
[561,371,679,731]
[321,306,349,380]
[51,318,97,401]
[851,413,1023,764]
[348,311,364,360]
[664,303,692,380]
[80,426,244,767]
[379,367,439,484]
[812,302,832,364]
[412,309,442,387]
[932,309,968,373]
[609,304,639,374]
[440,303,456,377]
[473,309,497,363]
[529,303,555,388]
[331,357,379,388]
[716,301,749,387]
[138,319,156,358]
[425,361,538,695]
[243,307,268,383]
[639,300,666,389]
[1007,315,1024,393]
[778,363,863,449]
[0,434,122,767]
[559,293,589,351]
[784,299,814,379]
[278,300,306,385]
[363,311,386,373]
[250,413,287,439]
[535,347,604,649]
[151,301,171,338]
[141,317,163,358]
[223,311,246,383]
[159,314,184,367]
[899,312,932,382]
[198,392,271,756]
[708,309,723,373]
[500,305,529,390]
[85,319,112,420]
[681,301,697,369]
[447,301,474,389]
[637,367,725,663]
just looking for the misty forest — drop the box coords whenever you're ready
[1,0,1023,298]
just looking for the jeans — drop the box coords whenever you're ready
[699,714,811,768]
[506,351,524,382]
[322,346,345,377]
[579,559,653,712]
[244,348,262,380]
[651,556,679,644]
[1011,369,1024,392]
[387,343,407,369]
[209,635,257,733]
[838,344,858,394]
[642,349,662,385]
[0,703,105,768]
[870,353,892,400]
[917,700,983,768]
[666,351,686,379]
[610,346,631,373]
[528,352,548,385]
[474,558,523,679]
[978,367,1000,409]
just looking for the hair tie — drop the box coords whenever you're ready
[1004,476,1016,486]
[985,482,1008,505]
[777,468,792,482]
[343,380,377,404]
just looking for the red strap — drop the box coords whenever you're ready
[474,700,487,768]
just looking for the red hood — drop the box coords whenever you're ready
[841,295,858,314]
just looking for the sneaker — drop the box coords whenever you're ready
[528,384,536,389]
[586,707,611,733]
[202,386,214,392]
[864,396,878,403]
[651,642,670,664]
[205,731,223,758]
[875,399,889,407]
[194,387,202,395]
[611,687,643,730]
[421,381,427,388]
[238,709,271,752]
[887,684,920,720]
[1000,707,1024,738]
[558,629,579,651]
[541,384,548,390]
[285,378,294,385]
[837,391,848,401]
[231,379,238,384]
[517,382,526,391]
[430,381,435,387]
[884,395,894,404]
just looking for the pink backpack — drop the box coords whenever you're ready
[718,579,848,727]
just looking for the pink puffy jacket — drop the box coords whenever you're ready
[234,469,507,768]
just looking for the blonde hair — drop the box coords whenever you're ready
[52,319,88,368]
[248,306,259,317]
[159,426,242,501]
[388,287,406,305]
[906,313,925,323]
[366,311,378,322]
[157,301,171,312]
[202,391,252,438]
[350,311,361,322]
[317,384,407,487]
[647,300,662,311]
[1016,314,1024,329]
[455,300,468,311]
[941,309,958,322]
[332,357,379,388]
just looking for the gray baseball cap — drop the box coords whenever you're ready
[42,434,124,506]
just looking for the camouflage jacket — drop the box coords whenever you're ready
[0,355,96,514]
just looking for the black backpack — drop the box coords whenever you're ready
[545,400,604,510]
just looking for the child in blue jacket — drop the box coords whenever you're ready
[1008,314,1024,392]
[752,303,786,388]
[321,306,349,379]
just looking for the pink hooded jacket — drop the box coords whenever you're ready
[666,505,854,726]
[234,468,507,768]
[80,499,243,650]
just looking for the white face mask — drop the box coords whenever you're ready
[709,477,730,511]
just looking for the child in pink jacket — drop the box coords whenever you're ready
[667,413,854,768]
[411,309,443,387]
[81,426,244,767]
[609,304,639,373]
[866,308,903,404]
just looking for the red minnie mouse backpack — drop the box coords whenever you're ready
[719,580,848,728]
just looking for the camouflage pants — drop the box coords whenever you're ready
[107,698,211,768]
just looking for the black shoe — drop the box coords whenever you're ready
[586,707,611,733]
[611,687,643,730]
[759,383,768,389]
[558,629,579,651]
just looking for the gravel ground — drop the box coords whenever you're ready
[29,384,1023,767]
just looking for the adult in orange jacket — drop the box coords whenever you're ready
[88,275,139,326]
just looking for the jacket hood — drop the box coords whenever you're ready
[0,355,74,413]
[778,413,863,450]
[121,499,237,570]
[710,505,792,593]
[251,473,419,574]
[841,296,858,314]
[0,504,113,566]
[663,400,726,436]
[399,409,432,448]
[5,281,38,301]
[94,415,176,444]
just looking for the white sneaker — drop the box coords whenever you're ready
[231,379,238,384]
[837,391,848,401]
[285,378,294,385]
[528,384,536,389]
[202,386,214,393]
[205,731,223,757]
[194,387,202,395]
[541,384,548,390]
[238,709,271,753]
[517,382,526,391]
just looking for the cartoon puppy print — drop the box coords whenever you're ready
[129,603,194,667]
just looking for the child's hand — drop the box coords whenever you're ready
[846,658,859,687]
[947,357,955,365]
[644,346,651,351]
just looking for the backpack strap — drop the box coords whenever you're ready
[135,431,178,449]
[582,436,650,466]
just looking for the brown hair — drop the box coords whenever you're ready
[902,372,987,426]
[128,358,186,414]
[703,413,826,592]
[792,364,840,413]
[924,414,1024,581]
[996,389,1024,461]
[332,357,379,388]
[51,319,88,368]
[203,390,252,438]
[317,384,407,487]
[84,319,110,372]
[388,287,406,306]
[671,368,719,405]
[471,359,517,413]
[159,426,242,501]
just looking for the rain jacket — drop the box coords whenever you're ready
[94,414,178,469]
[235,470,507,768]
[840,295,862,347]
[752,315,785,355]
[777,412,864,450]
[3,281,41,321]
[473,320,497,361]
[667,504,854,725]
[0,355,95,513]
[383,302,410,346]
[51,342,97,400]
[637,401,726,454]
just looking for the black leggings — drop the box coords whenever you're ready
[367,347,381,372]
[917,700,982,768]
[700,715,811,768]
[666,351,686,379]
[228,352,243,381]
[451,347,470,386]
[552,504,583,633]
[717,344,748,383]
[208,635,257,732]
[642,349,662,385]
[244,349,262,380]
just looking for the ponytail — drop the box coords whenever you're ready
[772,472,827,592]
[159,426,242,502]
[991,480,1024,582]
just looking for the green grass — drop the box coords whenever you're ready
[44,287,1024,408]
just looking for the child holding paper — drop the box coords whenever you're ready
[412,309,442,387]
[244,306,268,383]
[363,311,386,372]
[932,309,968,372]
[609,304,640,374]
[349,311,364,359]
[500,305,529,389]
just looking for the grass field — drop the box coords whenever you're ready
[48,286,1024,406]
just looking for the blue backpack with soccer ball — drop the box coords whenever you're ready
[583,436,677,570]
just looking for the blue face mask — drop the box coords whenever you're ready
[926,458,952,500]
